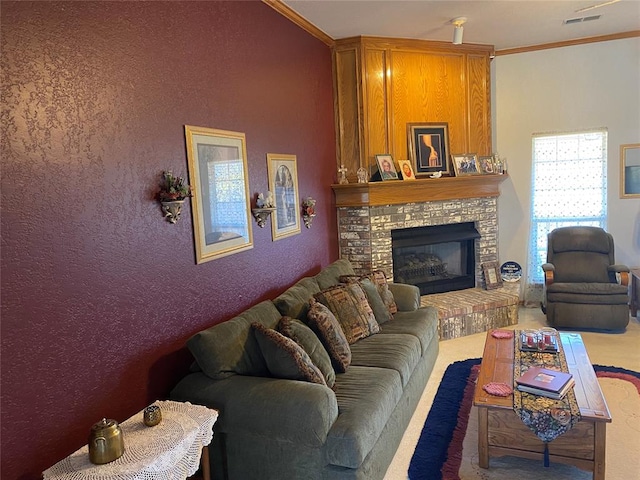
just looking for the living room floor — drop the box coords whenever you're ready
[384,306,640,479]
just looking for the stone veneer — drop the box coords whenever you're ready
[337,197,499,287]
[337,196,521,339]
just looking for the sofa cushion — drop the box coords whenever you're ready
[546,282,629,304]
[349,333,421,387]
[306,299,351,373]
[252,323,326,386]
[326,365,403,468]
[273,277,321,320]
[278,316,336,388]
[187,300,282,380]
[379,309,439,356]
[314,283,380,344]
[314,258,356,290]
[340,270,398,315]
[339,276,394,324]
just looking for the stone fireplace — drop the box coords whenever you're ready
[332,176,518,339]
[392,222,480,295]
[337,197,499,290]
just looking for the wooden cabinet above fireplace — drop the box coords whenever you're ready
[331,174,508,207]
[333,36,494,183]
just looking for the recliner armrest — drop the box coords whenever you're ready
[541,263,555,286]
[609,265,630,286]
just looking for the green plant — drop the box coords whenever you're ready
[158,171,191,201]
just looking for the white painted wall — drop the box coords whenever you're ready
[493,37,640,296]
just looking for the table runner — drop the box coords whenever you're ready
[513,330,581,466]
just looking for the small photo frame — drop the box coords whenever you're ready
[451,153,481,176]
[482,261,503,290]
[375,154,399,181]
[397,159,416,180]
[407,123,450,176]
[478,156,496,174]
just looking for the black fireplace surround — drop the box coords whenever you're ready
[391,222,480,295]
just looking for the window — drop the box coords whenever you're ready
[526,130,607,289]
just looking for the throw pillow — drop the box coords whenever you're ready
[305,298,351,373]
[251,322,326,386]
[278,316,336,388]
[339,276,393,324]
[340,270,398,315]
[314,283,380,344]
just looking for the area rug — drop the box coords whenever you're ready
[408,359,640,480]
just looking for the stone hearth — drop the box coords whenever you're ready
[336,196,519,339]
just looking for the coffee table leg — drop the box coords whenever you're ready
[593,422,606,480]
[478,407,489,468]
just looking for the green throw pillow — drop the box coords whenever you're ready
[305,298,352,373]
[251,322,326,386]
[278,316,336,388]
[314,283,380,344]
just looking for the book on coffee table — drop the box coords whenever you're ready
[516,367,574,398]
[517,378,576,399]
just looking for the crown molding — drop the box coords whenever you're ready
[495,30,640,56]
[263,0,334,47]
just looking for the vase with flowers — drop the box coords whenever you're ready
[158,171,191,224]
[301,197,316,228]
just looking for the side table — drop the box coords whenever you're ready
[43,400,218,480]
[631,268,640,318]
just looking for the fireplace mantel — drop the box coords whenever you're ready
[332,174,508,207]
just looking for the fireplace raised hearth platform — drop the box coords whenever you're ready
[421,287,519,340]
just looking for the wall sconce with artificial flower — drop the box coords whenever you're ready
[301,196,316,228]
[158,171,191,224]
[251,191,276,228]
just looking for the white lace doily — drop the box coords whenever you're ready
[43,401,218,480]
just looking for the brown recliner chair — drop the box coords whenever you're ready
[541,226,630,330]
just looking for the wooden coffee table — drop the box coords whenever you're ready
[473,330,611,479]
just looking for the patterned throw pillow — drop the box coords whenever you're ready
[251,322,326,386]
[305,298,351,373]
[340,270,398,315]
[339,277,393,324]
[278,316,336,388]
[314,283,380,344]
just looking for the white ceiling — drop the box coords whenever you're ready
[281,0,640,50]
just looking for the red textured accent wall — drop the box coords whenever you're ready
[0,2,337,478]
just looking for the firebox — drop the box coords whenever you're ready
[391,222,480,295]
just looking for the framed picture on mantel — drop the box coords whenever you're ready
[407,123,451,177]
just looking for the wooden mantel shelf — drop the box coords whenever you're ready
[331,174,509,207]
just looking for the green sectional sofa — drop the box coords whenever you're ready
[170,259,439,479]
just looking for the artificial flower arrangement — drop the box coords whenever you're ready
[158,171,191,202]
[302,197,316,217]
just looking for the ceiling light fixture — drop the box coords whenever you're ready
[451,17,467,45]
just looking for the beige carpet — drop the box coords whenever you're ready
[384,307,640,480]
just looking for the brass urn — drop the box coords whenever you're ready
[88,418,125,464]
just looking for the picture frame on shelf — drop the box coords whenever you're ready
[267,153,301,240]
[451,153,481,176]
[478,155,496,174]
[397,159,416,180]
[407,123,451,176]
[375,154,399,181]
[185,125,253,264]
[482,261,503,290]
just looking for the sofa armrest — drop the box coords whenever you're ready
[171,373,338,447]
[388,283,420,311]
